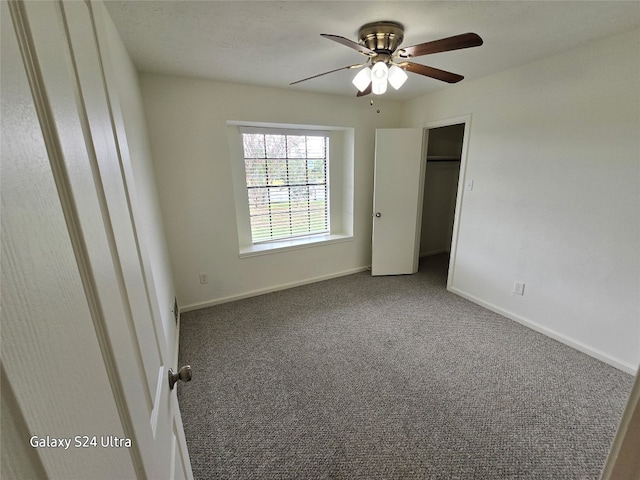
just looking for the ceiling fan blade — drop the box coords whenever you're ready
[397,33,483,58]
[401,62,464,83]
[321,34,377,57]
[290,63,365,85]
[356,83,372,97]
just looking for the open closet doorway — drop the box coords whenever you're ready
[419,118,468,284]
[370,115,471,279]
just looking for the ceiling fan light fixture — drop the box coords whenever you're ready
[388,64,408,90]
[291,22,483,96]
[352,67,372,92]
[371,62,389,95]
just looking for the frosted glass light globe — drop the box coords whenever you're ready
[388,65,408,90]
[352,67,372,92]
[371,62,389,95]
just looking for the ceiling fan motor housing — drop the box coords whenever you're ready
[358,21,404,56]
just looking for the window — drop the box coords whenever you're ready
[228,122,354,256]
[241,130,329,243]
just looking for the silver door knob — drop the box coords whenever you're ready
[373,212,381,218]
[168,365,192,390]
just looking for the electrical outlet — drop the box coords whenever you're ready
[465,179,474,191]
[199,272,208,284]
[513,281,525,296]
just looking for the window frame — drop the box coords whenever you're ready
[228,122,354,257]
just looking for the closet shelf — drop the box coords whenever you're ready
[426,156,461,162]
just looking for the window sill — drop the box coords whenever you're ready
[239,233,353,258]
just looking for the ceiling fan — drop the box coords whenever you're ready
[290,21,483,96]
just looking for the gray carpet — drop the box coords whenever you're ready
[177,254,633,479]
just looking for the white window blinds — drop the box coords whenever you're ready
[240,128,329,243]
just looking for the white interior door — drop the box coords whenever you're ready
[371,128,427,275]
[1,2,135,477]
[2,1,192,478]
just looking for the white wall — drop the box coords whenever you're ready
[140,75,403,310]
[403,28,640,372]
[102,13,178,352]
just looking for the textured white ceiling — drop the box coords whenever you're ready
[105,1,640,101]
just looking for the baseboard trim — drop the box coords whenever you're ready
[448,286,638,375]
[181,266,370,312]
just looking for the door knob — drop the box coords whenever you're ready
[373,212,381,218]
[168,365,192,390]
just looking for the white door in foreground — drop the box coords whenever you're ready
[2,1,193,478]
